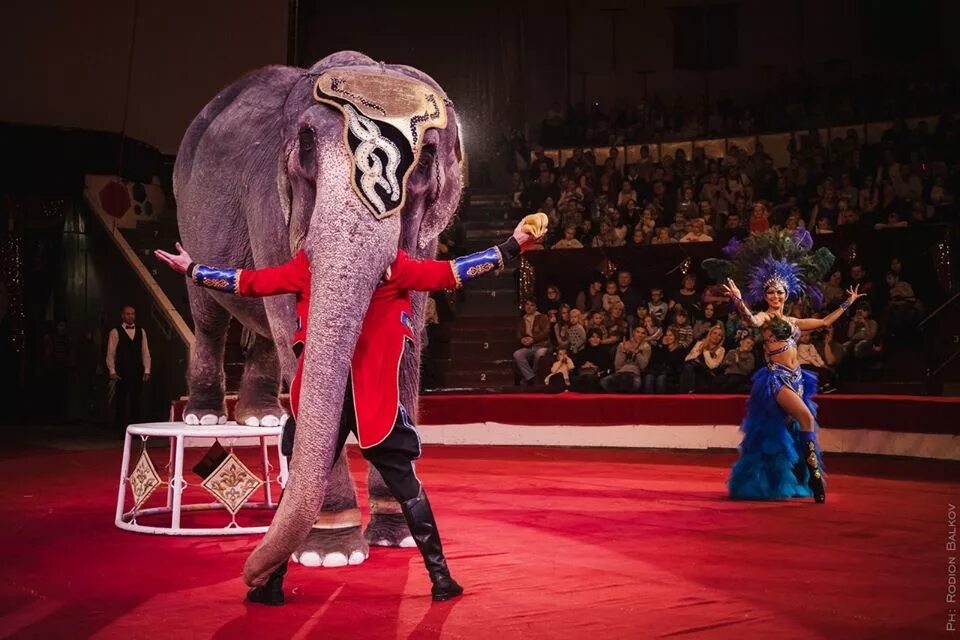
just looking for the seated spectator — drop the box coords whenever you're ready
[715,211,745,247]
[650,226,677,244]
[639,206,658,236]
[571,328,613,392]
[836,207,861,229]
[797,330,838,392]
[668,307,694,349]
[692,302,718,341]
[712,334,757,393]
[647,288,668,323]
[848,264,874,298]
[677,186,700,217]
[615,270,642,321]
[877,210,909,230]
[859,175,879,215]
[600,326,651,394]
[674,274,700,315]
[567,308,587,354]
[882,271,920,338]
[551,303,572,347]
[541,285,562,314]
[578,219,596,245]
[551,225,584,249]
[587,310,609,340]
[642,314,662,344]
[748,201,771,235]
[616,179,638,207]
[843,303,879,361]
[815,216,834,235]
[576,278,604,314]
[643,327,686,393]
[544,346,576,392]
[680,324,726,392]
[669,211,688,240]
[822,270,844,310]
[628,226,646,247]
[592,218,624,247]
[513,298,551,386]
[608,208,630,241]
[679,217,713,243]
[601,280,623,312]
[603,302,628,347]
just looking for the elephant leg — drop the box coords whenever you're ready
[184,286,229,425]
[364,463,415,548]
[291,446,369,568]
[235,332,286,427]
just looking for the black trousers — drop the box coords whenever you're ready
[333,378,423,502]
[113,375,143,428]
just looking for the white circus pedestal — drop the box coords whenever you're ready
[115,422,289,536]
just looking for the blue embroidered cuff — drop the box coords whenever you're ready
[452,246,503,287]
[191,264,240,294]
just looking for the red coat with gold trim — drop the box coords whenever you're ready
[231,249,458,447]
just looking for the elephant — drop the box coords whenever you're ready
[172,51,464,583]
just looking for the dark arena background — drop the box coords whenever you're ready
[1,1,959,638]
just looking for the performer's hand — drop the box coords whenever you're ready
[845,284,867,304]
[110,372,120,381]
[154,242,193,275]
[143,373,151,383]
[722,278,742,299]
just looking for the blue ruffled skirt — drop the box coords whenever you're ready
[728,362,823,500]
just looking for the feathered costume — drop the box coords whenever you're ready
[704,230,835,501]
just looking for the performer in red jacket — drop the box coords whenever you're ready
[156,219,540,603]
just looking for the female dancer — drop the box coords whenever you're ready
[712,230,864,503]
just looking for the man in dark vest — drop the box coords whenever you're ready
[106,305,151,429]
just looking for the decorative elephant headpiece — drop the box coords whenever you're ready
[278,52,465,257]
[312,69,457,220]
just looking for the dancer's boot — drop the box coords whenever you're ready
[400,489,464,601]
[798,431,826,503]
[247,561,287,606]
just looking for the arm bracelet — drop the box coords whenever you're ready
[840,300,852,311]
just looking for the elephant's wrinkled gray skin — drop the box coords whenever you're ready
[173,51,463,586]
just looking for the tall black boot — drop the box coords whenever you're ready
[400,490,464,601]
[798,431,826,503]
[247,561,287,606]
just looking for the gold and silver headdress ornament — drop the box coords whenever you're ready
[312,69,454,219]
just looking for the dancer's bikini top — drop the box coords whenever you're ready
[764,318,801,357]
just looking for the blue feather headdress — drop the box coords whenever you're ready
[703,229,835,308]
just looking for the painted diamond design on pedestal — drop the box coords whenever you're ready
[129,450,161,508]
[201,452,263,515]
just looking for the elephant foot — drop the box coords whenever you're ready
[364,512,415,548]
[236,403,289,428]
[291,526,368,568]
[183,400,227,426]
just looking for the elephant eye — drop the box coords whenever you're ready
[298,127,316,167]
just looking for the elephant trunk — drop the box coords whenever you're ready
[243,230,393,586]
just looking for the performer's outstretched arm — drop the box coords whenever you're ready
[388,218,541,292]
[155,243,308,297]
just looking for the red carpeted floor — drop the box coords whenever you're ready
[0,437,957,639]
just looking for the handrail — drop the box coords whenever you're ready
[84,196,195,350]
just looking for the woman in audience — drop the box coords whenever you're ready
[576,278,604,314]
[674,274,700,316]
[679,323,726,392]
[692,302,718,341]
